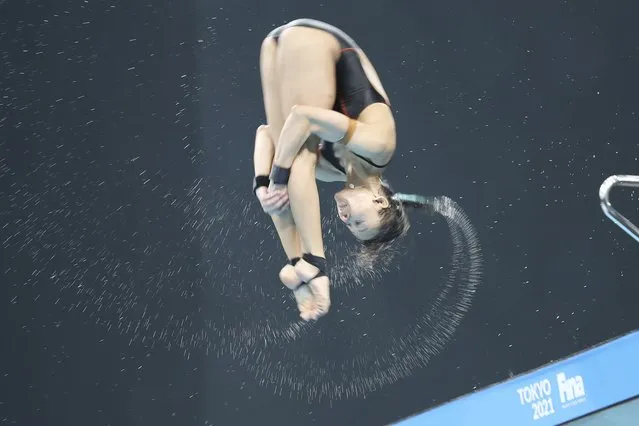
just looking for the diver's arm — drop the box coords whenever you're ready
[253,125,302,261]
[254,125,287,213]
[253,125,274,176]
[272,105,393,169]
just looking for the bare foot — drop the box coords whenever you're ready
[294,285,317,320]
[307,276,330,320]
[279,264,302,290]
[294,260,331,321]
[280,264,317,319]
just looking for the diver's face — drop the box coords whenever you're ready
[334,188,390,241]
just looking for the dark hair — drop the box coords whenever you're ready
[353,180,431,270]
[362,181,410,249]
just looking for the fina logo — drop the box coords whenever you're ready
[556,372,586,407]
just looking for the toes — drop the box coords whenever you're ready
[295,285,324,322]
[301,306,328,322]
[292,275,331,322]
[300,310,315,321]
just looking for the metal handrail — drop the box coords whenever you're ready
[599,175,639,243]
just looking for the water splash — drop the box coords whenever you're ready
[1,156,482,401]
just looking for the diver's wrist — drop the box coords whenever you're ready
[253,175,270,194]
[270,165,291,185]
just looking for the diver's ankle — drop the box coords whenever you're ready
[279,264,302,290]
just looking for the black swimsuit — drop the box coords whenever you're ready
[268,19,391,174]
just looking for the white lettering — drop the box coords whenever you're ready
[557,373,586,404]
[516,379,552,405]
[532,398,556,420]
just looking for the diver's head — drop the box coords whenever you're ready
[334,178,409,243]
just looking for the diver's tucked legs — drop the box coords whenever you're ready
[262,35,325,320]
[287,146,331,320]
[273,27,338,320]
[261,36,307,304]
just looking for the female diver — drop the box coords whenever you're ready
[252,19,419,321]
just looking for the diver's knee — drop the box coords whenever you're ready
[256,124,272,141]
[276,26,299,48]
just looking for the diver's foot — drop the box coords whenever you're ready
[279,264,303,290]
[293,285,317,320]
[280,264,316,319]
[305,276,330,320]
[294,259,331,321]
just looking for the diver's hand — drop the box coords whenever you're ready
[267,183,290,214]
[255,186,289,215]
[268,182,288,193]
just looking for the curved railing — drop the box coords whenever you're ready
[394,176,639,425]
[599,175,639,243]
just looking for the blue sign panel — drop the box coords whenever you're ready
[397,332,639,425]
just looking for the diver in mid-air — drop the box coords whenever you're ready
[252,19,426,321]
